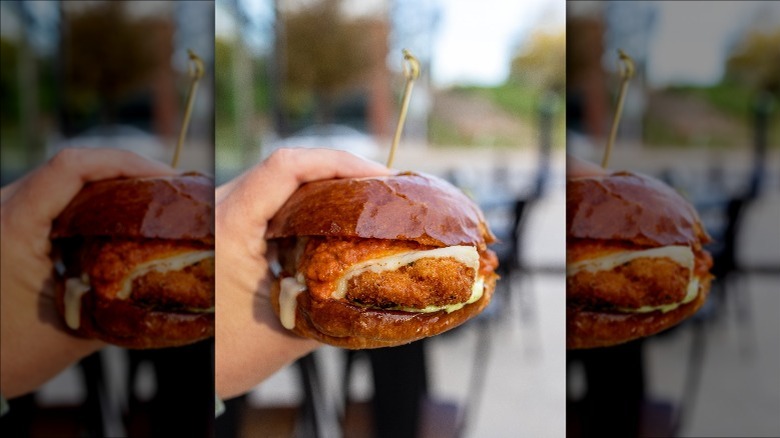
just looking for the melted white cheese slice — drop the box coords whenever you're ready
[116,250,214,300]
[64,274,90,330]
[332,245,480,300]
[567,245,700,314]
[567,245,694,276]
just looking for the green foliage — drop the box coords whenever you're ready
[643,114,734,148]
[283,0,371,94]
[429,82,565,148]
[0,37,20,121]
[454,84,541,119]
[427,115,522,148]
[657,83,779,149]
[64,1,158,119]
[214,38,236,124]
[0,37,58,161]
[281,0,373,123]
[253,58,272,113]
[725,28,780,97]
[666,83,753,120]
[427,114,470,146]
[509,29,566,92]
[215,37,273,126]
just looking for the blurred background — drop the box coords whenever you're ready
[0,1,215,437]
[215,0,566,437]
[567,1,780,437]
[0,0,214,179]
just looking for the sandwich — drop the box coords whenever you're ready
[567,171,713,349]
[266,172,499,349]
[50,172,214,349]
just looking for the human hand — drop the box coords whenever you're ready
[1,148,177,398]
[215,148,392,399]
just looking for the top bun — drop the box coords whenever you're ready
[51,173,214,244]
[267,172,495,249]
[567,171,710,247]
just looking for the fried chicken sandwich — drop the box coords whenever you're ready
[50,173,214,349]
[567,171,713,349]
[267,172,499,349]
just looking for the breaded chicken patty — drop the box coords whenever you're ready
[277,236,496,310]
[567,239,712,311]
[347,257,475,309]
[131,258,214,310]
[567,257,690,309]
[69,238,214,310]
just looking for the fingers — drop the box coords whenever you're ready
[222,148,391,226]
[46,147,177,182]
[0,178,25,203]
[7,148,178,224]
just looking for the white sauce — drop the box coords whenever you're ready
[64,274,90,330]
[117,250,214,299]
[279,277,306,329]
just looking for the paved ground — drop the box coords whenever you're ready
[646,273,780,437]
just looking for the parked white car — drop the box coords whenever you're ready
[263,124,383,162]
[49,124,169,163]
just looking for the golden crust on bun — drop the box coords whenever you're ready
[268,172,498,349]
[51,173,214,349]
[567,172,713,349]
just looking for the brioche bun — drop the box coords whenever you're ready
[268,172,498,349]
[567,172,712,349]
[51,173,214,349]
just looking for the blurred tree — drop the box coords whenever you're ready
[725,28,780,97]
[1,35,56,163]
[510,29,566,92]
[215,36,272,131]
[0,37,20,122]
[281,0,372,124]
[63,1,159,124]
[215,37,237,124]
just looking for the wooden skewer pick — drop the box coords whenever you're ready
[172,49,205,169]
[387,49,420,169]
[602,49,635,168]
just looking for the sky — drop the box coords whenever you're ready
[8,0,775,89]
[218,0,565,87]
[647,1,780,87]
[431,0,564,86]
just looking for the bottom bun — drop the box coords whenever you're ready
[271,275,497,349]
[55,279,214,349]
[567,276,711,349]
